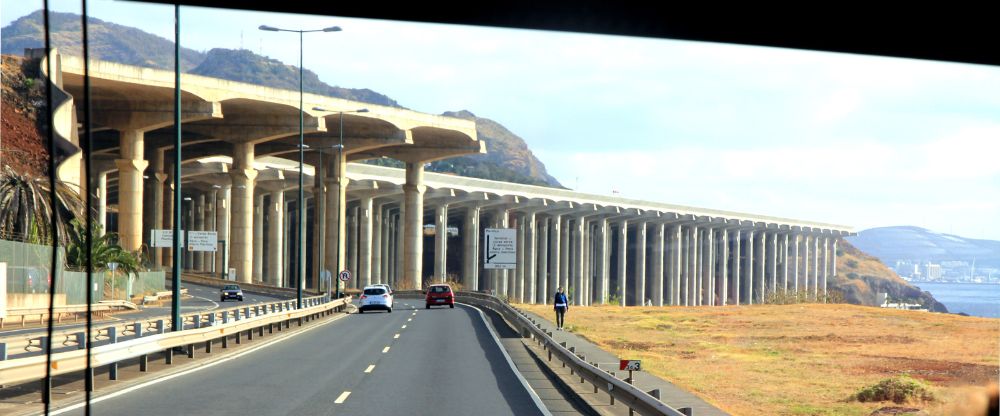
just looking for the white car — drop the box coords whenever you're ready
[373,283,393,295]
[359,285,393,313]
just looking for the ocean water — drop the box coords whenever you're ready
[913,282,1000,318]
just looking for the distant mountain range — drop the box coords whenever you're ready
[1,10,563,188]
[848,226,1000,269]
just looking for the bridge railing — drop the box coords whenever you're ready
[457,291,689,416]
[0,295,350,386]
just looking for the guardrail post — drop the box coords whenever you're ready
[207,313,216,327]
[679,408,693,416]
[0,343,6,360]
[75,332,86,349]
[222,312,230,349]
[608,383,615,405]
[248,324,255,341]
[243,307,250,320]
[188,342,195,358]
[193,315,201,329]
[156,319,166,334]
[108,326,118,380]
[648,388,660,400]
[255,305,261,316]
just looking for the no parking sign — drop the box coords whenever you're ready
[339,270,352,282]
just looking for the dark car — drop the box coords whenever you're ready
[220,284,243,302]
[425,284,455,309]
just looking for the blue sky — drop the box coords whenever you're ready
[4,1,1000,240]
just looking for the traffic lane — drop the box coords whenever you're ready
[71,301,412,416]
[338,303,545,416]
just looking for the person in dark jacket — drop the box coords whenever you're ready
[553,287,569,330]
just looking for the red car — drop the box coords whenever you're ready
[425,284,455,309]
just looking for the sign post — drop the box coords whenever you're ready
[619,360,641,384]
[107,262,119,301]
[337,270,351,299]
[483,228,516,269]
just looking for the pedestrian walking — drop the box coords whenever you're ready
[553,287,569,330]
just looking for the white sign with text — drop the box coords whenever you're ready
[150,229,185,248]
[483,228,516,269]
[187,231,218,252]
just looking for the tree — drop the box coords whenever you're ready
[65,219,140,276]
[0,166,84,244]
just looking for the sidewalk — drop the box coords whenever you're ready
[519,308,730,416]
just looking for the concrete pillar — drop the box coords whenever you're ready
[372,203,384,285]
[651,223,665,306]
[152,153,166,267]
[252,193,263,282]
[616,221,627,306]
[162,178,173,268]
[536,217,549,304]
[514,214,525,302]
[742,230,754,305]
[230,143,257,284]
[813,235,820,300]
[551,216,563,299]
[702,228,714,306]
[215,187,230,278]
[206,190,216,273]
[284,199,292,288]
[792,234,800,293]
[731,229,741,305]
[312,172,325,290]
[432,203,447,284]
[832,239,839,277]
[184,200,194,269]
[115,129,148,251]
[360,196,375,288]
[769,232,778,297]
[755,231,766,304]
[716,228,729,306]
[347,206,359,288]
[387,211,397,285]
[597,219,609,305]
[780,233,789,293]
[803,235,811,296]
[822,236,829,301]
[634,221,647,306]
[668,224,682,305]
[581,220,590,306]
[97,172,108,236]
[267,191,284,286]
[396,205,405,287]
[323,152,348,289]
[193,194,205,271]
[403,162,426,290]
[686,225,699,306]
[463,206,480,291]
[559,217,570,294]
[525,213,537,304]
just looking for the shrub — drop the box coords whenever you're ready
[846,259,859,268]
[854,376,935,404]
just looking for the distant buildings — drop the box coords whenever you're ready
[891,259,999,283]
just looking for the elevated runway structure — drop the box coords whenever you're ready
[39,50,852,307]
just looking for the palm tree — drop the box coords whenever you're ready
[65,219,140,277]
[0,166,84,244]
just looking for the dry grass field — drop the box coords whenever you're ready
[516,302,999,415]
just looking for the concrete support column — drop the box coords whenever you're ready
[116,129,148,251]
[347,206,359,288]
[634,221,647,306]
[251,193,263,282]
[323,152,348,288]
[372,203,384,285]
[822,237,830,301]
[616,221,627,306]
[97,172,108,236]
[463,206,480,291]
[403,162,426,290]
[152,157,166,267]
[284,199,292,287]
[194,194,205,271]
[792,234,800,293]
[230,143,257,284]
[731,229,741,305]
[716,229,729,306]
[214,187,230,278]
[769,232,778,296]
[549,216,562,301]
[184,200,194,270]
[267,191,284,287]
[803,235,811,296]
[780,234,789,293]
[433,204,448,284]
[702,228,714,306]
[651,223,665,306]
[514,214,525,302]
[387,211,397,285]
[597,219,609,305]
[525,212,537,304]
[312,173,325,290]
[686,225,699,306]
[396,205,405,287]
[162,178,173,268]
[742,230,754,305]
[536,217,549,304]
[493,209,510,295]
[581,220,590,306]
[832,239,839,277]
[559,217,570,294]
[668,225,682,305]
[813,236,820,300]
[755,231,766,303]
[206,190,216,273]
[359,196,375,288]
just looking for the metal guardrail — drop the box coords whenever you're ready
[0,294,350,385]
[0,300,139,329]
[457,291,688,416]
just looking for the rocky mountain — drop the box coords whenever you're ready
[848,226,1000,269]
[833,240,948,312]
[1,10,562,188]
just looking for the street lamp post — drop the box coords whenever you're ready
[259,24,340,309]
[312,107,368,299]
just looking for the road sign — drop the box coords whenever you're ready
[619,360,642,371]
[150,229,184,248]
[107,262,119,272]
[483,228,516,269]
[187,231,218,252]
[228,268,237,281]
[339,270,352,282]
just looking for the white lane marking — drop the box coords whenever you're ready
[459,303,553,416]
[407,318,412,322]
[393,333,400,339]
[382,346,390,353]
[364,364,375,373]
[401,325,407,329]
[49,310,351,415]
[335,391,351,404]
[191,295,220,311]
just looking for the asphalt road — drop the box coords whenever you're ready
[57,300,545,416]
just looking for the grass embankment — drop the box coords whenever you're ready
[517,303,999,415]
